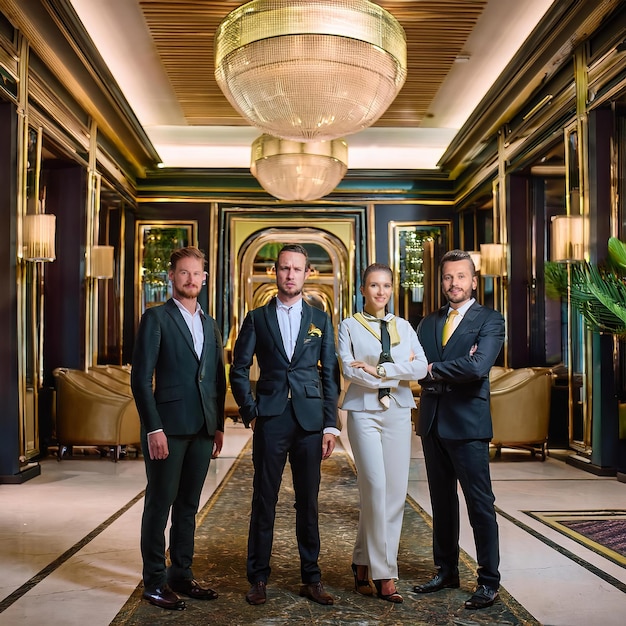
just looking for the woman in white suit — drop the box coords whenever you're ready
[338,263,428,603]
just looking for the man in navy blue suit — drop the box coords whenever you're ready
[413,249,505,610]
[230,243,340,607]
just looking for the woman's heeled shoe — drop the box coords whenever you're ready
[351,563,374,596]
[373,579,403,603]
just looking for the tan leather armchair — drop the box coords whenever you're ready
[53,368,141,461]
[490,367,553,460]
[88,366,133,395]
[89,365,132,386]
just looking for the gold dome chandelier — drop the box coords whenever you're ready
[251,134,348,201]
[215,0,407,143]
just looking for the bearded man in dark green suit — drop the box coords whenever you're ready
[131,246,226,611]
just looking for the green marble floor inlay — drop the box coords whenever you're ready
[113,442,538,625]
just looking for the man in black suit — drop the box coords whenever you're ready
[131,246,226,610]
[230,243,340,606]
[413,249,505,610]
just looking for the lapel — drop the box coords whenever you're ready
[434,305,448,359]
[199,311,214,366]
[264,298,290,363]
[290,301,313,364]
[164,299,199,362]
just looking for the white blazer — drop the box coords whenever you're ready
[338,315,428,411]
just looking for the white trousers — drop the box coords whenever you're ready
[347,404,412,580]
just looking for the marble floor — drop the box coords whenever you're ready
[1,421,625,625]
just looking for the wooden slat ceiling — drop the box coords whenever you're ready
[138,0,487,127]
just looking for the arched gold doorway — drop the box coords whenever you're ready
[235,227,350,335]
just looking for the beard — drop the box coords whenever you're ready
[277,283,302,298]
[175,283,200,299]
[445,286,472,304]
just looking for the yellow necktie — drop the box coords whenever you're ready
[442,310,459,346]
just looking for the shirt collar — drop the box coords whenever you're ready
[173,298,202,316]
[448,298,475,317]
[276,296,303,314]
[361,310,394,323]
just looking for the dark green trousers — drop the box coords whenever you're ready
[140,427,213,589]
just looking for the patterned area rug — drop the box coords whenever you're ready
[526,510,626,567]
[113,443,538,625]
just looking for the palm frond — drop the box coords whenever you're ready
[544,261,568,300]
[569,262,626,336]
[608,236,626,272]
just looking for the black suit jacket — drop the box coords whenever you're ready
[230,298,339,431]
[416,301,504,440]
[131,298,226,436]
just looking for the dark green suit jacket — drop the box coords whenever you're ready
[131,298,226,436]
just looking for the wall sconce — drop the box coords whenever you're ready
[479,243,506,277]
[551,215,586,262]
[88,245,115,279]
[468,250,482,272]
[23,213,56,262]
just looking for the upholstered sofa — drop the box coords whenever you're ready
[490,367,554,460]
[53,368,141,461]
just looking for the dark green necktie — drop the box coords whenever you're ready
[378,320,393,405]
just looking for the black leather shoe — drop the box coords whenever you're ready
[169,578,218,600]
[246,581,267,605]
[142,584,186,610]
[299,581,334,605]
[464,585,499,609]
[412,573,460,594]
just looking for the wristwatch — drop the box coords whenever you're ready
[376,364,386,378]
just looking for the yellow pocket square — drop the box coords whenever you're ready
[307,324,322,337]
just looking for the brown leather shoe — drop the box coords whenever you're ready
[299,581,334,605]
[142,584,186,610]
[246,581,267,605]
[169,578,218,600]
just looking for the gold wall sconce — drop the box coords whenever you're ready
[551,215,586,262]
[23,213,56,262]
[479,243,506,277]
[88,245,115,279]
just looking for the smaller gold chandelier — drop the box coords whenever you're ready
[251,134,348,201]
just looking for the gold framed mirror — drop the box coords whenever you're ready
[135,221,198,323]
[389,220,453,327]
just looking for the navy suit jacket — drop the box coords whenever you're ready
[131,298,226,436]
[229,298,340,431]
[416,301,504,440]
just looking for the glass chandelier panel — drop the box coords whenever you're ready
[215,0,407,142]
[251,134,348,201]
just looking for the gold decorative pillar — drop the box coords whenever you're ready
[84,119,102,370]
